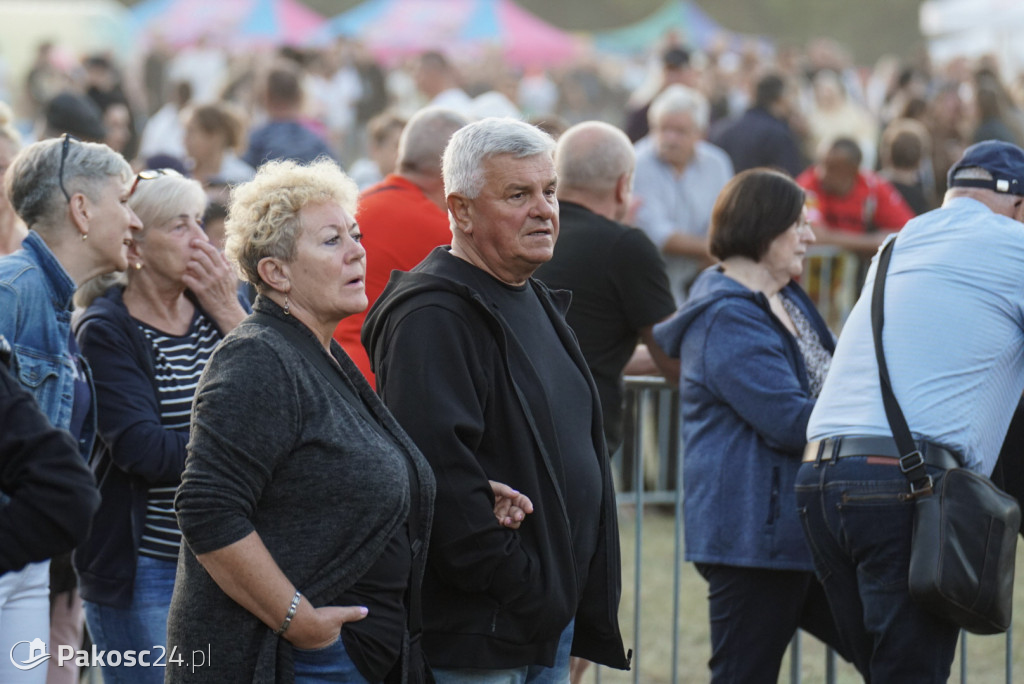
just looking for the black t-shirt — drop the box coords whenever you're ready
[329,353,419,682]
[534,202,677,452]
[479,271,602,583]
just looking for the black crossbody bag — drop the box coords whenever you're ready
[871,238,1020,634]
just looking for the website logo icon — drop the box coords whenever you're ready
[10,638,51,670]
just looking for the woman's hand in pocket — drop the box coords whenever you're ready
[284,602,368,650]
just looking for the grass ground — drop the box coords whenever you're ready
[590,508,1024,684]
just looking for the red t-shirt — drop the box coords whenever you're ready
[796,168,915,234]
[333,174,451,385]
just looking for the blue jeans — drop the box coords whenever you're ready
[432,619,574,684]
[795,457,960,682]
[82,555,177,684]
[293,636,373,683]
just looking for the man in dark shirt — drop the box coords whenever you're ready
[364,118,629,684]
[535,121,678,454]
[710,72,804,177]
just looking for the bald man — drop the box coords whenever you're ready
[333,107,469,383]
[535,121,678,454]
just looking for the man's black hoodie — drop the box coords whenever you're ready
[363,247,630,671]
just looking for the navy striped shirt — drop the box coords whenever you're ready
[137,311,221,560]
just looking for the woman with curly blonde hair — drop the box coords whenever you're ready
[165,159,438,684]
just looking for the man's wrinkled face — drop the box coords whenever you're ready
[652,110,699,171]
[458,153,559,285]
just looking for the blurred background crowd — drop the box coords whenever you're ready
[0,0,1018,218]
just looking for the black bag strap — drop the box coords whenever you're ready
[870,238,935,497]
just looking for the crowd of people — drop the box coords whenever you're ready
[2,26,1024,684]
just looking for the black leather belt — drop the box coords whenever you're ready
[802,435,961,470]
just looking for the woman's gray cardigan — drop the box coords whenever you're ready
[166,297,435,683]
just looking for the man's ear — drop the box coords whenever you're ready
[257,256,291,294]
[1012,197,1024,224]
[614,172,632,205]
[447,194,473,236]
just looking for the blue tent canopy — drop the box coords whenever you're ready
[593,0,727,53]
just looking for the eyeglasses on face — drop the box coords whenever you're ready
[130,168,184,196]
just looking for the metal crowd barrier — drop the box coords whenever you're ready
[590,377,1016,684]
[802,246,863,333]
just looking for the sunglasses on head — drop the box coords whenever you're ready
[130,168,184,196]
[57,133,78,203]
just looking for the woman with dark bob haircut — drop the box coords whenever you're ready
[654,168,849,682]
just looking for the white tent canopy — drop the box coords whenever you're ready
[920,0,1024,73]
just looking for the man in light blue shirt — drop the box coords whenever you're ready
[633,84,733,304]
[795,140,1024,683]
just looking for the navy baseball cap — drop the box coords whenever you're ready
[947,140,1024,195]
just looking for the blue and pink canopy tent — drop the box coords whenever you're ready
[592,0,747,54]
[317,0,584,68]
[128,0,326,49]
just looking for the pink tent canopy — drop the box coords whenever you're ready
[129,0,325,49]
[320,0,583,68]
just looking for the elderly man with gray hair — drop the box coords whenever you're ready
[633,83,734,303]
[364,117,630,683]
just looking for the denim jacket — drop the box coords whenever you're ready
[0,231,96,460]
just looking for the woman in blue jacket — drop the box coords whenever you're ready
[73,169,247,684]
[654,168,846,682]
[0,135,140,684]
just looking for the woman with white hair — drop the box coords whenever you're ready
[0,135,141,684]
[73,168,247,684]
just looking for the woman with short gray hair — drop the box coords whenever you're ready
[0,135,141,684]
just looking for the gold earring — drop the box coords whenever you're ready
[283,294,290,316]
[81,232,88,241]
[133,262,143,271]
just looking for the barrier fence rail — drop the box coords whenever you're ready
[591,376,1017,684]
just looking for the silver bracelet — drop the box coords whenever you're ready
[273,590,302,636]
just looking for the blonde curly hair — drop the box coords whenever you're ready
[225,158,357,292]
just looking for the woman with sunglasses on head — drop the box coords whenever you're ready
[0,135,140,684]
[71,168,248,684]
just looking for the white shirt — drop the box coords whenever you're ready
[633,138,734,303]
